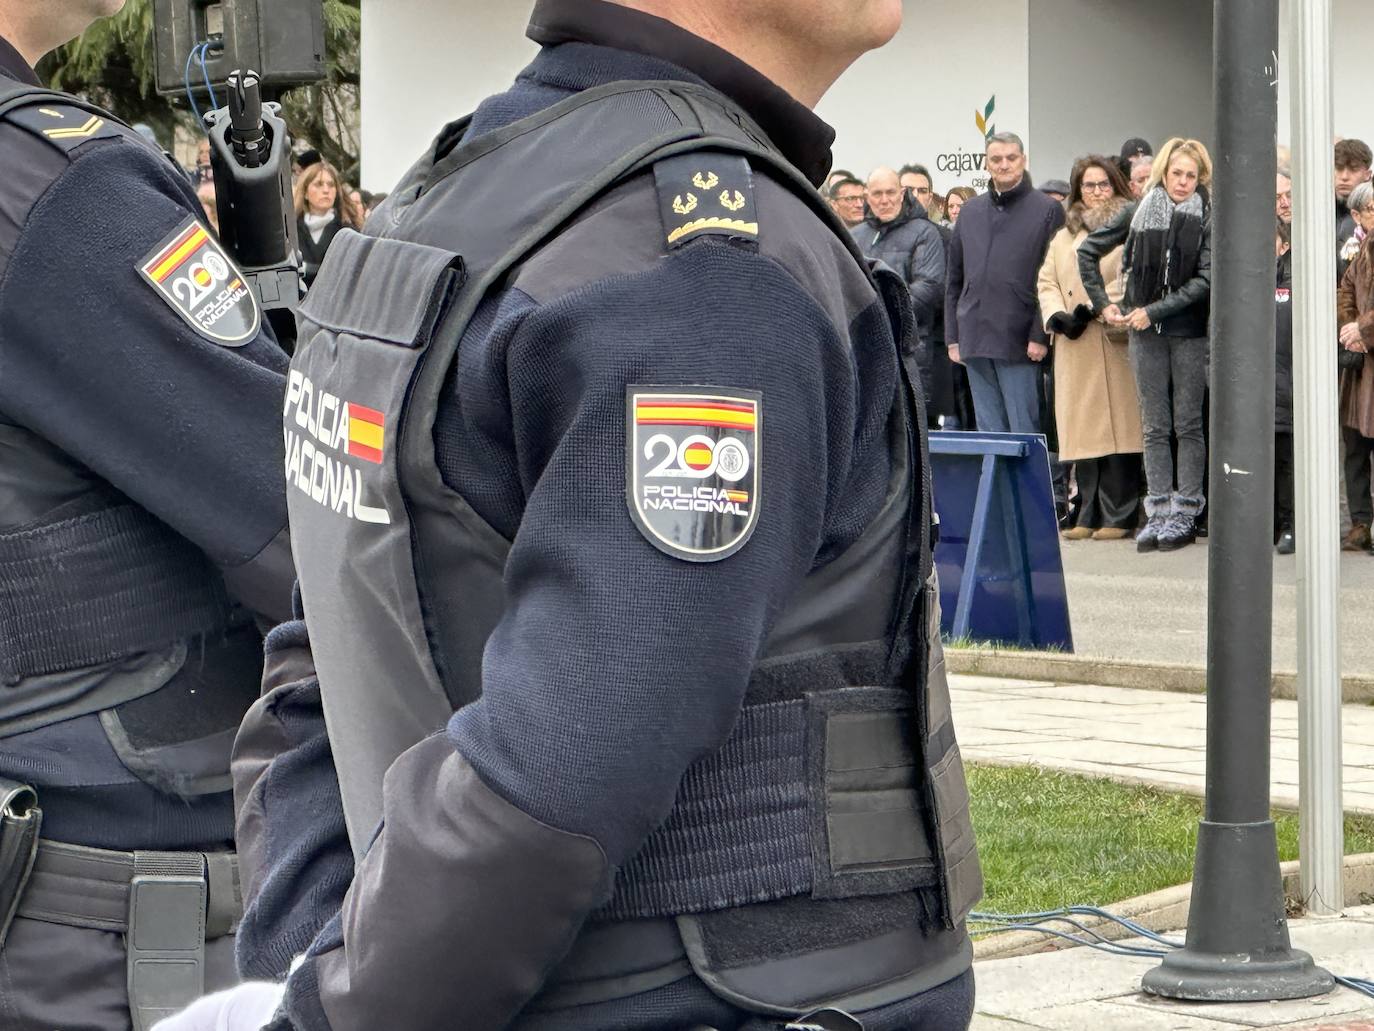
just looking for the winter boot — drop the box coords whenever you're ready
[1158,495,1205,552]
[1136,495,1172,552]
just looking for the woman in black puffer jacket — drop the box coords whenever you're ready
[1079,137,1214,553]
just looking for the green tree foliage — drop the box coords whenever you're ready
[280,0,361,183]
[38,0,361,181]
[37,3,172,140]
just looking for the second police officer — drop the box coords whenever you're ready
[166,1,984,1029]
[0,1,294,1028]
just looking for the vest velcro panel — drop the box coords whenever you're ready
[0,502,230,684]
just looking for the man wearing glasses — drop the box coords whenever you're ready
[827,173,867,227]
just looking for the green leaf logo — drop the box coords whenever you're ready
[976,95,996,141]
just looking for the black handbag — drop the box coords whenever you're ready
[1339,345,1365,371]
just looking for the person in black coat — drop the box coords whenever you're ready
[852,166,947,424]
[1275,220,1295,554]
[1079,137,1214,552]
[944,133,1065,434]
[294,160,358,287]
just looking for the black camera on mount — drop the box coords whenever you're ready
[152,0,326,96]
[204,72,300,320]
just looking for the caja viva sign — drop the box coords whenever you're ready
[935,95,997,190]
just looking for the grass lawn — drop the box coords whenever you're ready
[968,763,1374,917]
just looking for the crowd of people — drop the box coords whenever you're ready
[828,133,1374,556]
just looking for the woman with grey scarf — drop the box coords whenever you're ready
[1078,137,1213,551]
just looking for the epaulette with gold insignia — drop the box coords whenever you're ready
[653,153,758,250]
[3,96,130,156]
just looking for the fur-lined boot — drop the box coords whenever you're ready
[1158,494,1206,552]
[1136,494,1172,552]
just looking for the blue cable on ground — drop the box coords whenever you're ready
[971,907,1374,999]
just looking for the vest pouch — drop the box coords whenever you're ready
[285,230,465,853]
[670,679,968,1016]
[920,572,982,924]
[99,619,265,797]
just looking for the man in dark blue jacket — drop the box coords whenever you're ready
[944,132,1064,433]
[159,2,983,1030]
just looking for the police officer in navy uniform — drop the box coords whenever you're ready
[161,2,982,1029]
[0,3,293,1028]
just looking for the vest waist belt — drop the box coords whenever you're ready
[0,503,232,682]
[597,691,937,921]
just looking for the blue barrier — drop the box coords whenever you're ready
[929,431,1073,651]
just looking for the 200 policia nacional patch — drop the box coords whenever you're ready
[626,387,760,562]
[137,219,260,346]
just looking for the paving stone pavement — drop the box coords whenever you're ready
[950,674,1374,814]
[972,906,1374,1030]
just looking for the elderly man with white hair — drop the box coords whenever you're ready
[852,165,947,421]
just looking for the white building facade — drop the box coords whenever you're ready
[359,0,1372,195]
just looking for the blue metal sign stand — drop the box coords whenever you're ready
[928,431,1072,651]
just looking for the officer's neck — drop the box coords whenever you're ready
[0,7,93,67]
[613,2,858,108]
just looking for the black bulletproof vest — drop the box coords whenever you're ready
[287,79,979,1012]
[0,82,257,806]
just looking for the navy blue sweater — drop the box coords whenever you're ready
[245,25,901,1030]
[0,64,289,849]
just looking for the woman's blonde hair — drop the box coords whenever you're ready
[293,160,361,227]
[1144,138,1213,195]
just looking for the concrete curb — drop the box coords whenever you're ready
[973,852,1374,960]
[946,647,1374,704]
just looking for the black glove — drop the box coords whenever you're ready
[1062,304,1096,340]
[1339,346,1366,371]
[1046,312,1074,337]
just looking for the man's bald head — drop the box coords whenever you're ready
[866,166,904,223]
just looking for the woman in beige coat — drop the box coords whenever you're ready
[1038,156,1144,539]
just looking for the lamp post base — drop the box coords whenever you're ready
[1141,821,1335,1002]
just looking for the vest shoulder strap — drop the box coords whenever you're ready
[0,80,138,157]
[385,79,870,283]
[0,80,129,155]
[636,84,874,276]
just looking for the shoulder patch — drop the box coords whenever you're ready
[6,102,125,154]
[136,219,261,346]
[626,386,761,562]
[653,153,758,249]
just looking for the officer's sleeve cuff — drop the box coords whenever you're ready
[279,954,332,1031]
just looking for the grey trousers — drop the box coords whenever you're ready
[0,916,237,1031]
[962,357,1041,434]
[1129,329,1209,500]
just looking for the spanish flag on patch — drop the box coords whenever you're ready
[633,398,757,431]
[347,403,385,463]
